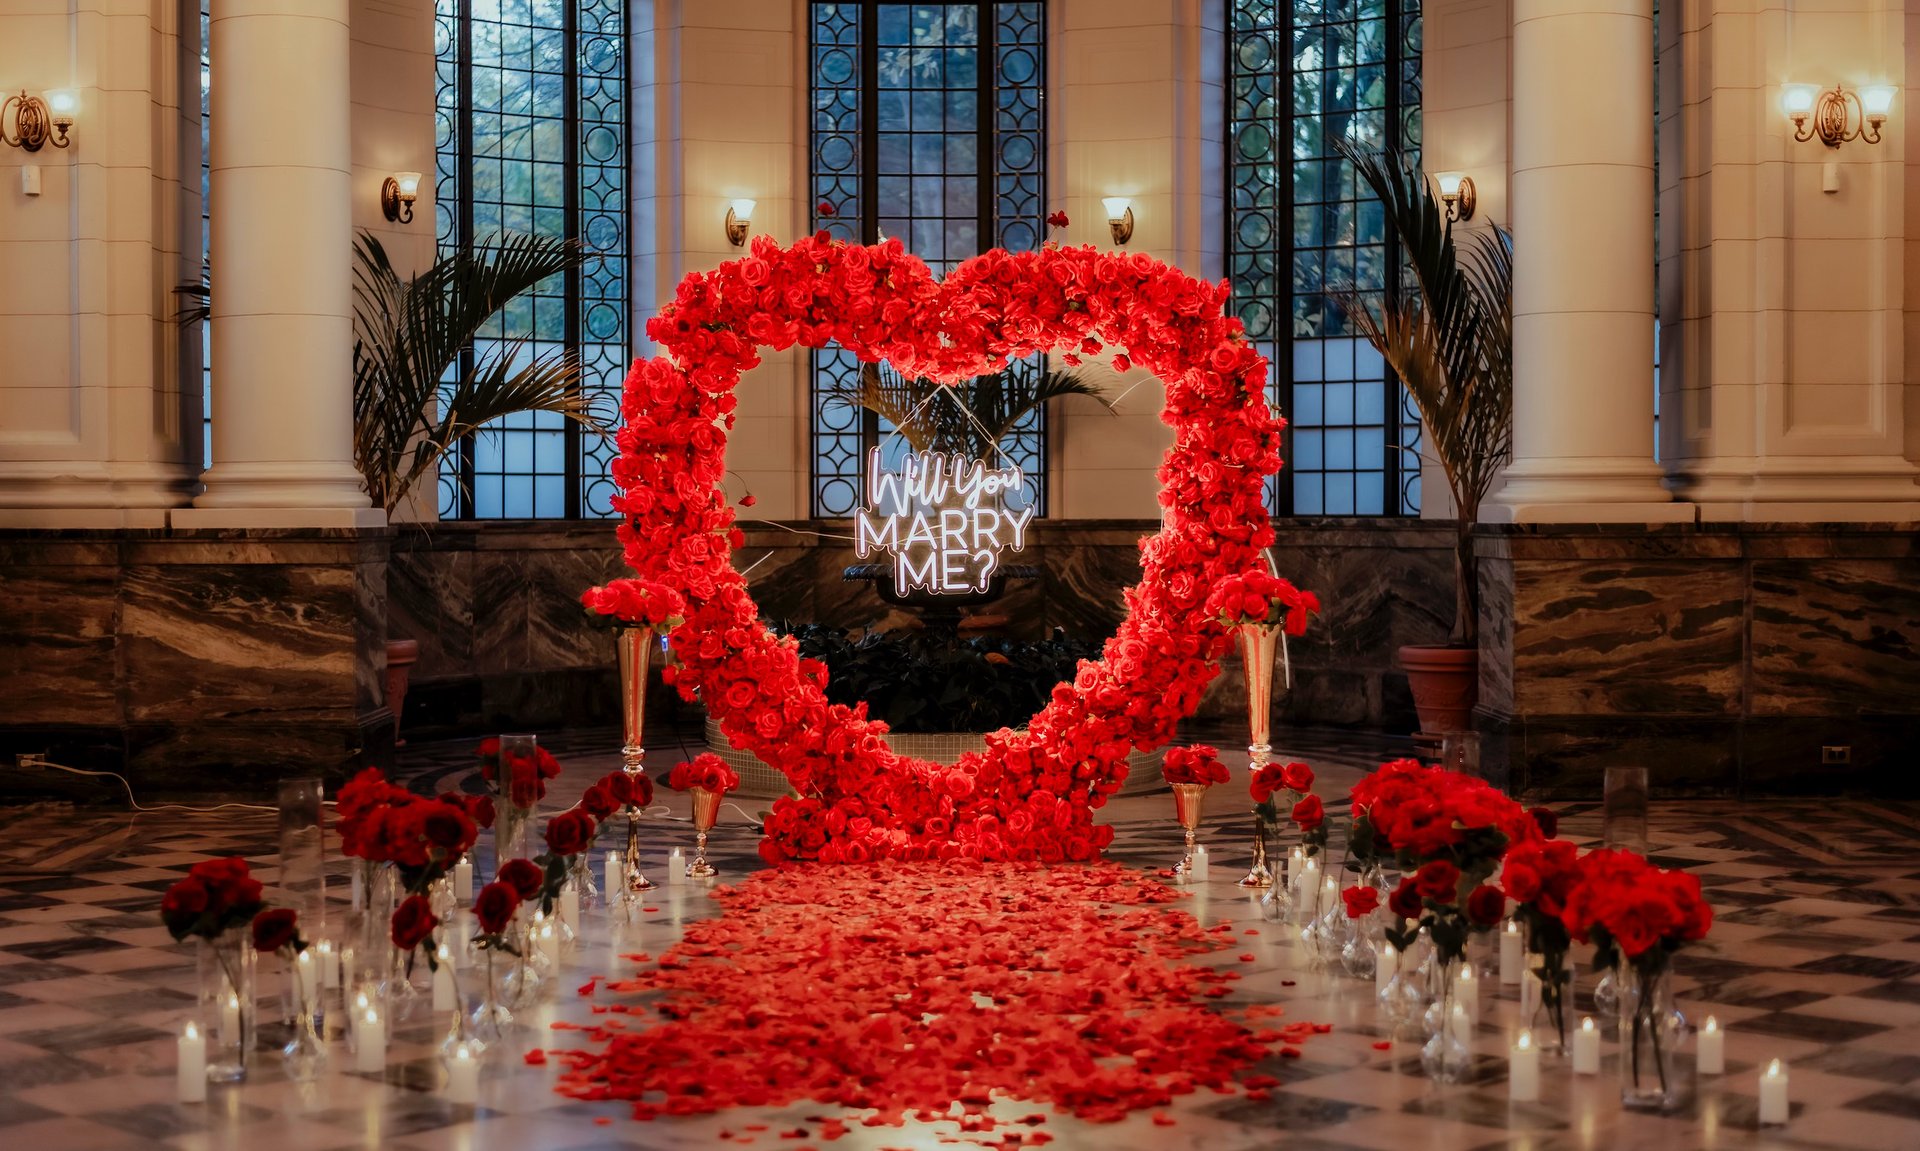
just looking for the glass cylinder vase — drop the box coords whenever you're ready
[281,951,327,1082]
[1620,960,1681,1110]
[1420,955,1472,1083]
[1531,949,1573,1055]
[197,927,256,1082]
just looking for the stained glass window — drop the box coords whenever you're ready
[434,0,628,519]
[1228,0,1422,515]
[807,2,1048,518]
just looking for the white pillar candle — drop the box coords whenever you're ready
[1500,920,1523,985]
[453,859,474,902]
[1509,1029,1541,1102]
[176,1022,207,1103]
[318,939,340,989]
[1456,964,1479,1024]
[220,992,240,1041]
[1450,1002,1473,1046]
[445,1041,480,1105]
[667,847,686,885]
[1697,1015,1725,1075]
[537,916,560,965]
[1287,846,1303,885]
[1572,1016,1600,1075]
[356,1007,385,1074]
[560,884,581,933]
[1758,1059,1789,1125]
[296,948,318,1003]
[604,850,623,900]
[1376,942,1399,998]
[1193,845,1210,882]
[341,948,357,1000]
[348,987,371,1049]
[1520,970,1542,1019]
[433,950,456,1012]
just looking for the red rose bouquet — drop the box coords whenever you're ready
[334,767,478,894]
[1205,569,1321,635]
[1162,745,1230,786]
[1561,848,1712,1101]
[161,857,266,943]
[476,737,564,809]
[580,576,685,631]
[1500,835,1583,1048]
[668,753,740,794]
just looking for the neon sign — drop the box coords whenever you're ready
[853,447,1034,596]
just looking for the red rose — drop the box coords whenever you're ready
[816,200,836,217]
[1466,885,1506,926]
[1291,794,1324,831]
[497,858,546,901]
[1280,762,1314,792]
[1387,879,1423,920]
[160,876,211,937]
[1528,806,1559,839]
[739,493,758,508]
[1412,859,1461,903]
[188,857,263,910]
[581,784,619,820]
[1341,885,1380,919]
[390,894,439,952]
[422,803,476,853]
[474,881,520,936]
[251,908,299,954]
[1501,859,1543,904]
[471,794,497,830]
[545,808,598,857]
[1046,210,1069,228]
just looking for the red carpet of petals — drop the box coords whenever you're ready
[552,862,1324,1140]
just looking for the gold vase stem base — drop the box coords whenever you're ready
[687,830,717,880]
[1237,866,1273,889]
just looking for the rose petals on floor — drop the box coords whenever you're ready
[552,861,1325,1140]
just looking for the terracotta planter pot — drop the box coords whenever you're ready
[384,638,421,747]
[1397,644,1478,737]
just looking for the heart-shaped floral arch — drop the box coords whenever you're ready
[598,235,1284,865]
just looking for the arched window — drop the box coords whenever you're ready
[807,2,1048,518]
[433,0,629,519]
[1228,0,1422,515]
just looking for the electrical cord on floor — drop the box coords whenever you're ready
[21,756,282,813]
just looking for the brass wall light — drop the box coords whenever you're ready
[1435,171,1476,222]
[725,199,755,246]
[2,89,76,152]
[381,171,422,223]
[1102,197,1134,245]
[1783,83,1895,147]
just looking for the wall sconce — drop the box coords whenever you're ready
[381,172,422,223]
[1102,197,1134,245]
[1783,83,1895,147]
[1434,171,1476,222]
[2,89,75,152]
[725,199,755,246]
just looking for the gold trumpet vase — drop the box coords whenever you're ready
[1236,622,1282,889]
[1170,782,1209,878]
[687,786,721,879]
[617,626,655,896]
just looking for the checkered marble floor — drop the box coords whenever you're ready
[1,728,1918,1150]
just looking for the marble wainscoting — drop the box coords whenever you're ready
[0,529,391,794]
[1475,523,1920,797]
[389,518,1455,734]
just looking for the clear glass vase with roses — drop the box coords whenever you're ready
[1561,848,1713,1111]
[252,908,326,1081]
[161,857,267,1083]
[1499,820,1580,1054]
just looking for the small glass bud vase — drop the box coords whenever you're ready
[1420,956,1473,1083]
[1620,961,1681,1110]
[281,952,327,1082]
[197,926,256,1082]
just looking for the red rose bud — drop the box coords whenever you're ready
[474,880,521,936]
[497,857,546,901]
[816,200,836,217]
[1340,885,1380,920]
[1046,210,1069,228]
[251,907,299,954]
[739,493,758,508]
[390,894,439,952]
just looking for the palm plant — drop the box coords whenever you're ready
[1331,147,1513,645]
[351,231,601,515]
[853,362,1112,461]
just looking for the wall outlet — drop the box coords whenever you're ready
[1821,745,1851,766]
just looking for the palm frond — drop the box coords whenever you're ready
[352,230,601,514]
[854,363,1108,461]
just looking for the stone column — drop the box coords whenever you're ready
[178,0,379,527]
[1486,0,1691,523]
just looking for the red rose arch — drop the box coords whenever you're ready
[595,235,1289,866]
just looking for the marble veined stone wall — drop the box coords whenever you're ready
[1476,523,1920,796]
[387,519,1457,735]
[0,529,390,792]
